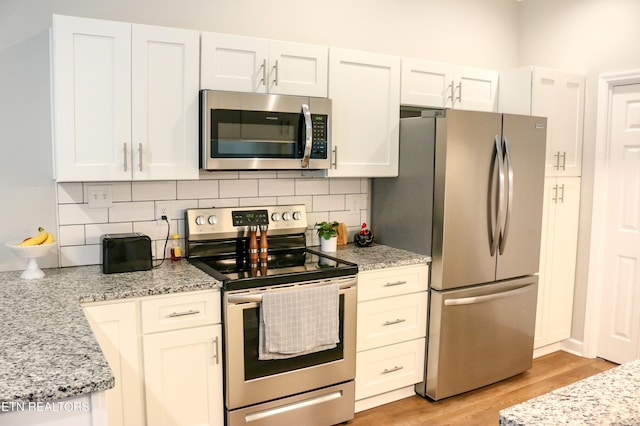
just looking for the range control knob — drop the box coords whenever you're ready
[208,215,217,225]
[292,211,302,221]
[271,212,281,222]
[282,211,292,221]
[195,215,206,226]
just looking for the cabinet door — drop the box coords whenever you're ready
[143,325,223,426]
[400,58,453,108]
[200,32,269,93]
[453,65,498,112]
[534,177,580,348]
[83,302,145,426]
[52,15,132,181]
[268,40,328,97]
[328,48,400,177]
[131,24,199,180]
[532,68,585,176]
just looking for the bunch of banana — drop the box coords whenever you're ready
[18,227,55,246]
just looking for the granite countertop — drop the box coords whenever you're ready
[0,261,221,404]
[499,358,640,425]
[0,243,428,406]
[318,243,431,271]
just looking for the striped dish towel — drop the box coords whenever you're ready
[259,283,340,360]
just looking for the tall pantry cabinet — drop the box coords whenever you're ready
[499,67,585,350]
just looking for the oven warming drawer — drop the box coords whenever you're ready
[227,381,355,426]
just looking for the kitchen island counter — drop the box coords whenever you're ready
[314,243,431,270]
[0,261,221,405]
[499,358,640,425]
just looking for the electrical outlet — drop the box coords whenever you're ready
[155,202,171,226]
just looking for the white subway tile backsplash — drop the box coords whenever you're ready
[109,201,155,222]
[58,183,84,204]
[330,178,361,194]
[313,194,345,211]
[132,181,177,201]
[295,179,329,195]
[60,245,100,268]
[58,225,85,246]
[85,222,133,244]
[259,179,295,197]
[59,204,108,225]
[177,180,218,200]
[220,179,258,198]
[55,176,369,267]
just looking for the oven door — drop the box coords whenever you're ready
[223,275,357,410]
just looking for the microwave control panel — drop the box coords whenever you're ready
[310,114,328,159]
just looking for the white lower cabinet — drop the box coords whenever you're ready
[355,264,429,412]
[83,290,222,426]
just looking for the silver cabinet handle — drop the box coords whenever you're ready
[560,151,567,171]
[558,183,565,203]
[499,136,514,255]
[123,143,128,172]
[331,146,338,169]
[383,318,406,326]
[259,59,267,86]
[381,366,404,374]
[166,309,200,318]
[212,336,220,365]
[300,103,312,168]
[272,59,279,87]
[552,184,558,203]
[446,81,454,102]
[138,143,143,172]
[384,280,407,287]
[455,81,462,102]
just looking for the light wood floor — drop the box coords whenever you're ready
[348,351,617,426]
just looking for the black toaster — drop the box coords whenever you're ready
[101,233,153,274]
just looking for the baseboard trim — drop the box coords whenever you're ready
[533,338,586,359]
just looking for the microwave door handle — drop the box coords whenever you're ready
[301,103,312,168]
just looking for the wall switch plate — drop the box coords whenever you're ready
[155,202,171,226]
[87,185,113,209]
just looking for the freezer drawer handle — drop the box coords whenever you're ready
[382,366,404,374]
[244,391,343,422]
[166,309,200,318]
[444,285,531,306]
[384,280,407,287]
[383,318,406,326]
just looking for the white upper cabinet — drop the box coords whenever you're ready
[401,58,498,111]
[328,48,400,177]
[52,15,199,182]
[499,66,585,176]
[200,33,328,97]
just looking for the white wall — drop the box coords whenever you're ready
[0,0,520,272]
[518,0,640,342]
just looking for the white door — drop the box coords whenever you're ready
[597,83,640,364]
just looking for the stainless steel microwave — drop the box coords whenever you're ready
[200,90,332,170]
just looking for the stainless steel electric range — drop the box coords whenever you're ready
[185,205,358,426]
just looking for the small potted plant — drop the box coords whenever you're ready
[315,221,340,252]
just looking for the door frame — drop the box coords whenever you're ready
[583,70,640,358]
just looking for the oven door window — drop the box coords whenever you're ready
[210,109,302,159]
[243,295,345,380]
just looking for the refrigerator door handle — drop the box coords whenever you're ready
[499,136,514,254]
[443,285,531,306]
[491,135,505,256]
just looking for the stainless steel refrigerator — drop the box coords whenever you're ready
[371,109,546,400]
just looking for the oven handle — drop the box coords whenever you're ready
[227,277,357,304]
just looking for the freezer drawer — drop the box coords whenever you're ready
[418,276,538,400]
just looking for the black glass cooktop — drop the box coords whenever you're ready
[189,249,358,291]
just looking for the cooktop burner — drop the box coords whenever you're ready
[189,249,357,291]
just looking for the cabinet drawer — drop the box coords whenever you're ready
[358,264,428,302]
[141,290,220,334]
[357,292,427,351]
[355,338,425,400]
